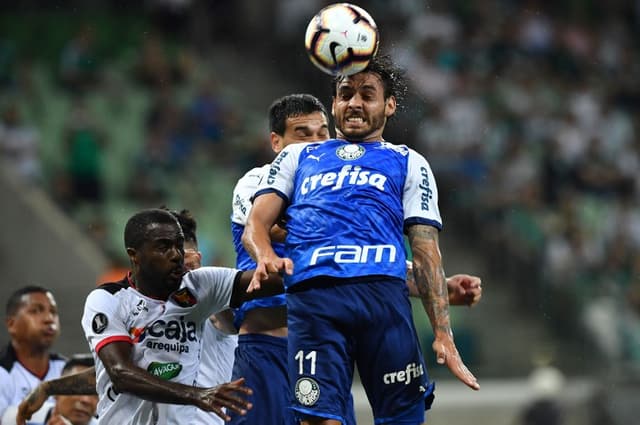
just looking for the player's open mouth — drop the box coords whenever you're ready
[346,117,364,124]
[42,327,57,337]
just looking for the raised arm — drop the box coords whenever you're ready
[16,367,97,425]
[98,341,253,421]
[407,224,480,390]
[242,193,293,291]
[230,270,285,306]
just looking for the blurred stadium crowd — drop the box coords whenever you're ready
[1,0,639,373]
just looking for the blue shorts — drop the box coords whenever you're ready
[287,278,434,424]
[228,334,294,425]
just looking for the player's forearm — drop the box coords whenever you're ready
[107,364,203,405]
[42,367,97,395]
[242,220,275,262]
[406,261,460,304]
[231,271,284,306]
[408,225,452,337]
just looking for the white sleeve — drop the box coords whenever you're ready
[231,166,265,226]
[81,289,131,354]
[254,144,304,202]
[182,267,238,317]
[0,368,15,421]
[403,150,442,229]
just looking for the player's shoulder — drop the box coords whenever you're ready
[282,140,326,156]
[183,266,240,287]
[377,141,413,156]
[96,275,130,294]
[234,165,269,195]
[238,165,269,184]
[86,276,131,307]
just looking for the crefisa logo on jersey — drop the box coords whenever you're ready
[295,377,320,406]
[336,143,365,160]
[267,151,288,184]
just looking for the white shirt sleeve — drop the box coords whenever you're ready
[254,144,306,202]
[81,289,131,354]
[182,267,238,318]
[0,367,15,421]
[403,149,442,229]
[231,166,265,226]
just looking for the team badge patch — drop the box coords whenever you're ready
[295,377,320,406]
[171,288,197,307]
[336,144,365,161]
[92,313,108,334]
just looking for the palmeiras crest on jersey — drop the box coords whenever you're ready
[295,377,320,406]
[171,288,197,307]
[336,144,365,161]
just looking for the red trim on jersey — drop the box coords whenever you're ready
[95,335,133,354]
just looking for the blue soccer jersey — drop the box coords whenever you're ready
[254,139,442,289]
[254,139,441,423]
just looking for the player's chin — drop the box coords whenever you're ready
[165,274,183,290]
[342,128,370,141]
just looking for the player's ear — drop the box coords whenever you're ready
[271,132,283,153]
[384,96,396,118]
[6,316,15,334]
[126,247,138,265]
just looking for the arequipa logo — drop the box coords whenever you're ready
[147,362,182,380]
[383,362,424,385]
[300,165,387,195]
[336,143,365,160]
[310,244,396,266]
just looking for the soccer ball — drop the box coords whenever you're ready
[304,3,379,76]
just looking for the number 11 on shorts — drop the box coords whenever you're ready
[295,350,317,375]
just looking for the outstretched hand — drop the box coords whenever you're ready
[16,383,48,425]
[447,274,482,306]
[247,256,293,293]
[432,334,480,391]
[197,378,254,421]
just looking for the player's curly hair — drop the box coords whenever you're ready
[269,93,329,136]
[158,206,198,245]
[331,53,408,113]
[172,209,197,245]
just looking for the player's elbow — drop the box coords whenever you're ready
[106,364,135,394]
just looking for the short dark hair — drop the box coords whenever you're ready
[62,353,95,374]
[269,94,328,135]
[332,53,408,110]
[6,286,50,318]
[171,209,198,245]
[124,208,180,249]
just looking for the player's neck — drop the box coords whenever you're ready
[131,273,171,301]
[12,341,51,377]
